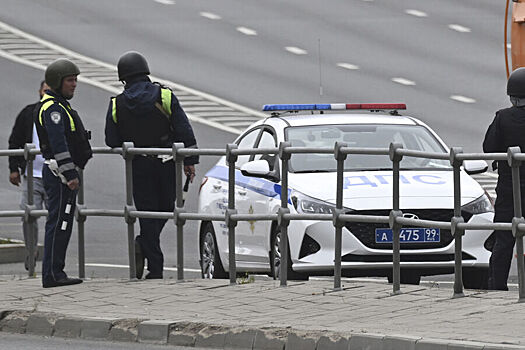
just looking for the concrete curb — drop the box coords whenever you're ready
[0,310,524,350]
[0,239,43,264]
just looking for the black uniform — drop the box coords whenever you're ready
[105,75,198,278]
[483,105,525,290]
[8,102,38,174]
[35,90,92,287]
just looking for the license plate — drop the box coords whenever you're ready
[375,228,440,243]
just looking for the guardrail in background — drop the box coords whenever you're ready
[4,142,525,302]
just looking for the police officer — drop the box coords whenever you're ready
[35,58,92,288]
[483,67,525,290]
[105,51,198,279]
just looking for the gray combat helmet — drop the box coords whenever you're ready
[507,67,525,97]
[45,58,80,91]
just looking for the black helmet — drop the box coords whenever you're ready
[45,58,80,90]
[117,51,150,81]
[507,67,525,97]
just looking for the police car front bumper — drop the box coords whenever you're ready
[288,212,493,273]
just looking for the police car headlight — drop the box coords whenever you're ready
[461,192,494,214]
[291,191,348,214]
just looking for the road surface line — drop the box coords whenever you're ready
[448,24,471,33]
[405,9,428,17]
[86,263,201,273]
[450,95,476,103]
[285,46,308,55]
[0,19,268,135]
[337,62,359,70]
[392,77,416,86]
[154,0,175,4]
[236,27,257,36]
[200,12,221,20]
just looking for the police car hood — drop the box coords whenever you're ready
[289,170,484,209]
[121,82,159,115]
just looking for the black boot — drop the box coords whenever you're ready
[135,241,145,279]
[43,277,82,288]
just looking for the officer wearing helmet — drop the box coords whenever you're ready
[105,51,198,279]
[35,58,92,288]
[483,67,525,290]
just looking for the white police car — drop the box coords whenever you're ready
[198,103,494,287]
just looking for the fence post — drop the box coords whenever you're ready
[450,147,465,298]
[389,142,403,294]
[333,142,347,290]
[23,143,36,278]
[122,142,137,280]
[76,169,86,279]
[173,143,185,281]
[278,142,292,287]
[508,146,525,302]
[225,143,238,285]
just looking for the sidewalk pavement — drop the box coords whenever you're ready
[0,276,524,350]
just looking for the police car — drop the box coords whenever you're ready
[198,103,494,288]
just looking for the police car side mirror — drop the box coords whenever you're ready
[463,160,488,175]
[241,160,279,182]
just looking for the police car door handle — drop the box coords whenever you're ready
[237,189,247,196]
[213,184,222,190]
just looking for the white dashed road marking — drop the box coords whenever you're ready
[405,9,428,17]
[236,27,257,36]
[448,24,471,33]
[200,12,222,20]
[391,77,416,86]
[154,0,175,4]
[450,95,476,103]
[337,62,359,70]
[285,46,308,55]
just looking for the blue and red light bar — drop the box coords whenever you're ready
[262,103,406,111]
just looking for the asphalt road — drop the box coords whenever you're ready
[0,0,507,151]
[0,1,512,279]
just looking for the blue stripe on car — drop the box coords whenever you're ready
[206,165,292,203]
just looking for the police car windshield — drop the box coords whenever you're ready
[285,124,451,173]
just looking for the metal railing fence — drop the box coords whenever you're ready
[4,142,525,302]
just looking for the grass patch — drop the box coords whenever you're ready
[237,273,255,285]
[0,238,16,244]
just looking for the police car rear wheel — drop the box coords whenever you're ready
[200,222,227,279]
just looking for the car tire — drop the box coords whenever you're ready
[200,222,228,279]
[462,267,489,290]
[270,228,308,281]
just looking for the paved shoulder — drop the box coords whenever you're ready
[0,278,524,349]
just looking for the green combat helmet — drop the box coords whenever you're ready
[45,58,80,90]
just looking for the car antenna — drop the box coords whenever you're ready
[318,38,323,101]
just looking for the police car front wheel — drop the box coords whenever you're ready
[269,227,308,281]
